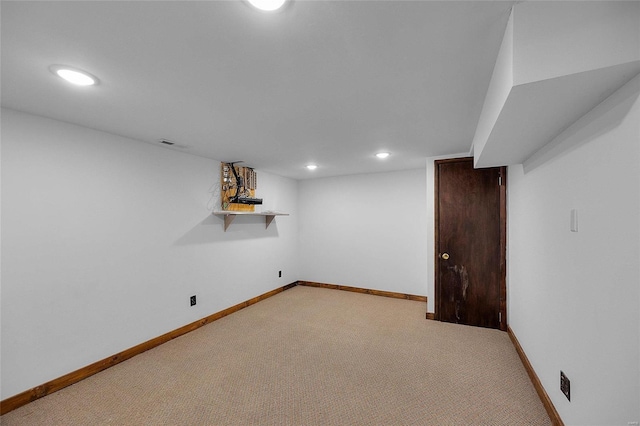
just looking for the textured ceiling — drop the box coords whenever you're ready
[1,0,514,179]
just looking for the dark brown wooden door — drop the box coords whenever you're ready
[435,158,506,330]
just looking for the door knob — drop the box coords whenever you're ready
[440,252,450,260]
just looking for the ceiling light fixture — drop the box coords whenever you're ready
[306,164,318,171]
[247,0,288,11]
[376,152,390,159]
[49,65,98,86]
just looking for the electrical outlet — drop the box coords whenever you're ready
[190,295,196,306]
[279,270,282,278]
[560,371,570,401]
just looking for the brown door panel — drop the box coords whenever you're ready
[435,158,505,330]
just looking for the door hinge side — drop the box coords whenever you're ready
[498,176,503,186]
[499,312,502,323]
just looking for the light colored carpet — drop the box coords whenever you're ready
[1,286,550,425]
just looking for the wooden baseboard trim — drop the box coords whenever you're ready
[425,312,436,320]
[297,280,427,303]
[0,282,298,415]
[507,326,564,426]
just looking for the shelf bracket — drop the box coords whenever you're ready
[223,214,236,232]
[265,215,276,229]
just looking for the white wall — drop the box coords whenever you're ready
[507,75,640,425]
[298,169,428,299]
[513,1,640,86]
[0,109,299,400]
[471,8,513,168]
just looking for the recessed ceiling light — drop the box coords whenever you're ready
[376,152,390,159]
[248,0,288,11]
[49,65,98,86]
[306,164,318,171]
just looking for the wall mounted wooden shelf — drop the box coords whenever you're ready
[212,211,289,231]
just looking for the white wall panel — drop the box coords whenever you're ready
[507,75,640,425]
[0,109,299,399]
[298,169,428,298]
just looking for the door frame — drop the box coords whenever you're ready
[433,157,507,331]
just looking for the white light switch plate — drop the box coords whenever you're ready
[570,209,578,232]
